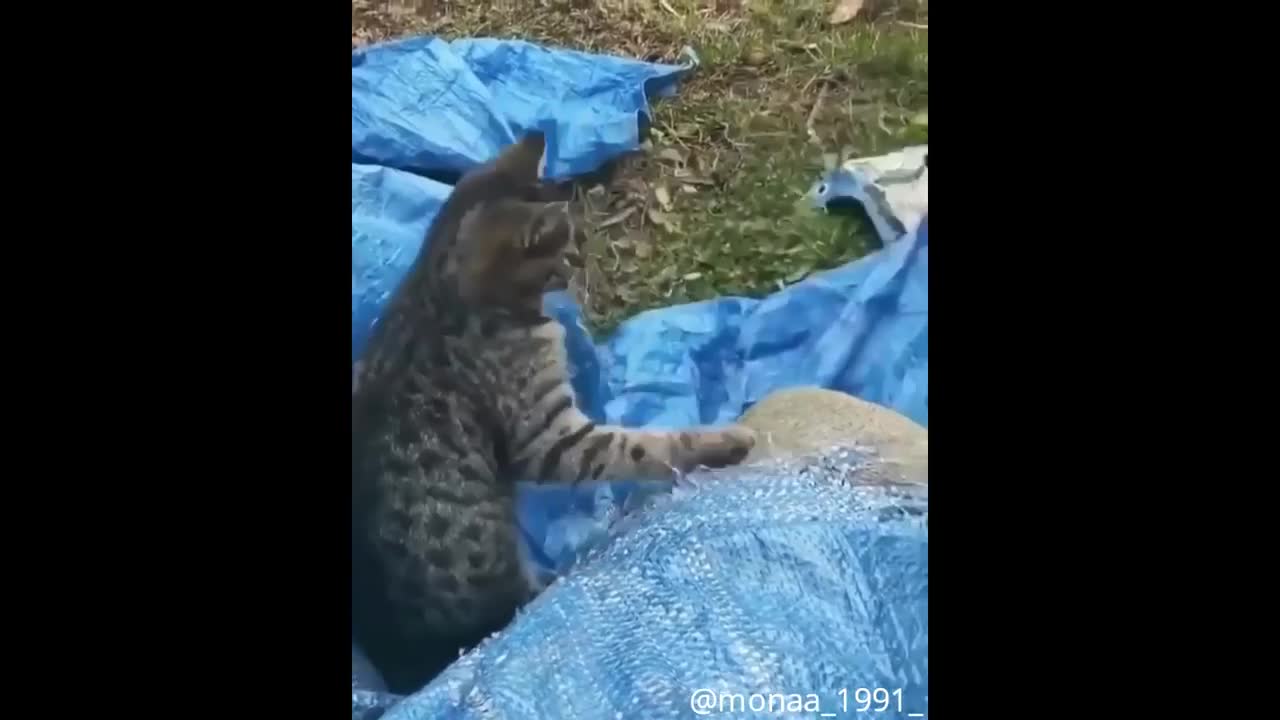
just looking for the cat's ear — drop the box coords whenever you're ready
[520,201,581,259]
[492,131,546,184]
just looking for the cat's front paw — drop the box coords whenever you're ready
[695,425,757,469]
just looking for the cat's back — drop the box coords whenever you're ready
[353,299,483,483]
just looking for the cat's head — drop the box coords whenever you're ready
[453,193,586,310]
[435,132,588,310]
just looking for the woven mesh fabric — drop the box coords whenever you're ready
[376,446,928,720]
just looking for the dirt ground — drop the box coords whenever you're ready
[353,0,928,333]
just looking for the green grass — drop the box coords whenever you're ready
[353,0,928,333]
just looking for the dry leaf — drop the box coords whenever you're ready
[683,272,703,281]
[654,184,673,210]
[620,177,649,200]
[656,147,686,165]
[785,265,814,283]
[829,0,865,25]
[647,208,676,233]
[675,173,715,187]
[597,205,637,229]
[778,40,820,54]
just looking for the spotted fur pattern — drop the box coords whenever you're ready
[351,133,756,693]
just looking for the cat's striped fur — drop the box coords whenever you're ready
[351,132,757,693]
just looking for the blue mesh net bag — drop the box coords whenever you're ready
[364,448,928,720]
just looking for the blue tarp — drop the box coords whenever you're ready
[352,36,927,720]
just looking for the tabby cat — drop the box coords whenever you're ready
[351,132,757,693]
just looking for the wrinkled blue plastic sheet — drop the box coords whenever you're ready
[352,36,927,719]
[385,450,927,720]
[352,36,687,181]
